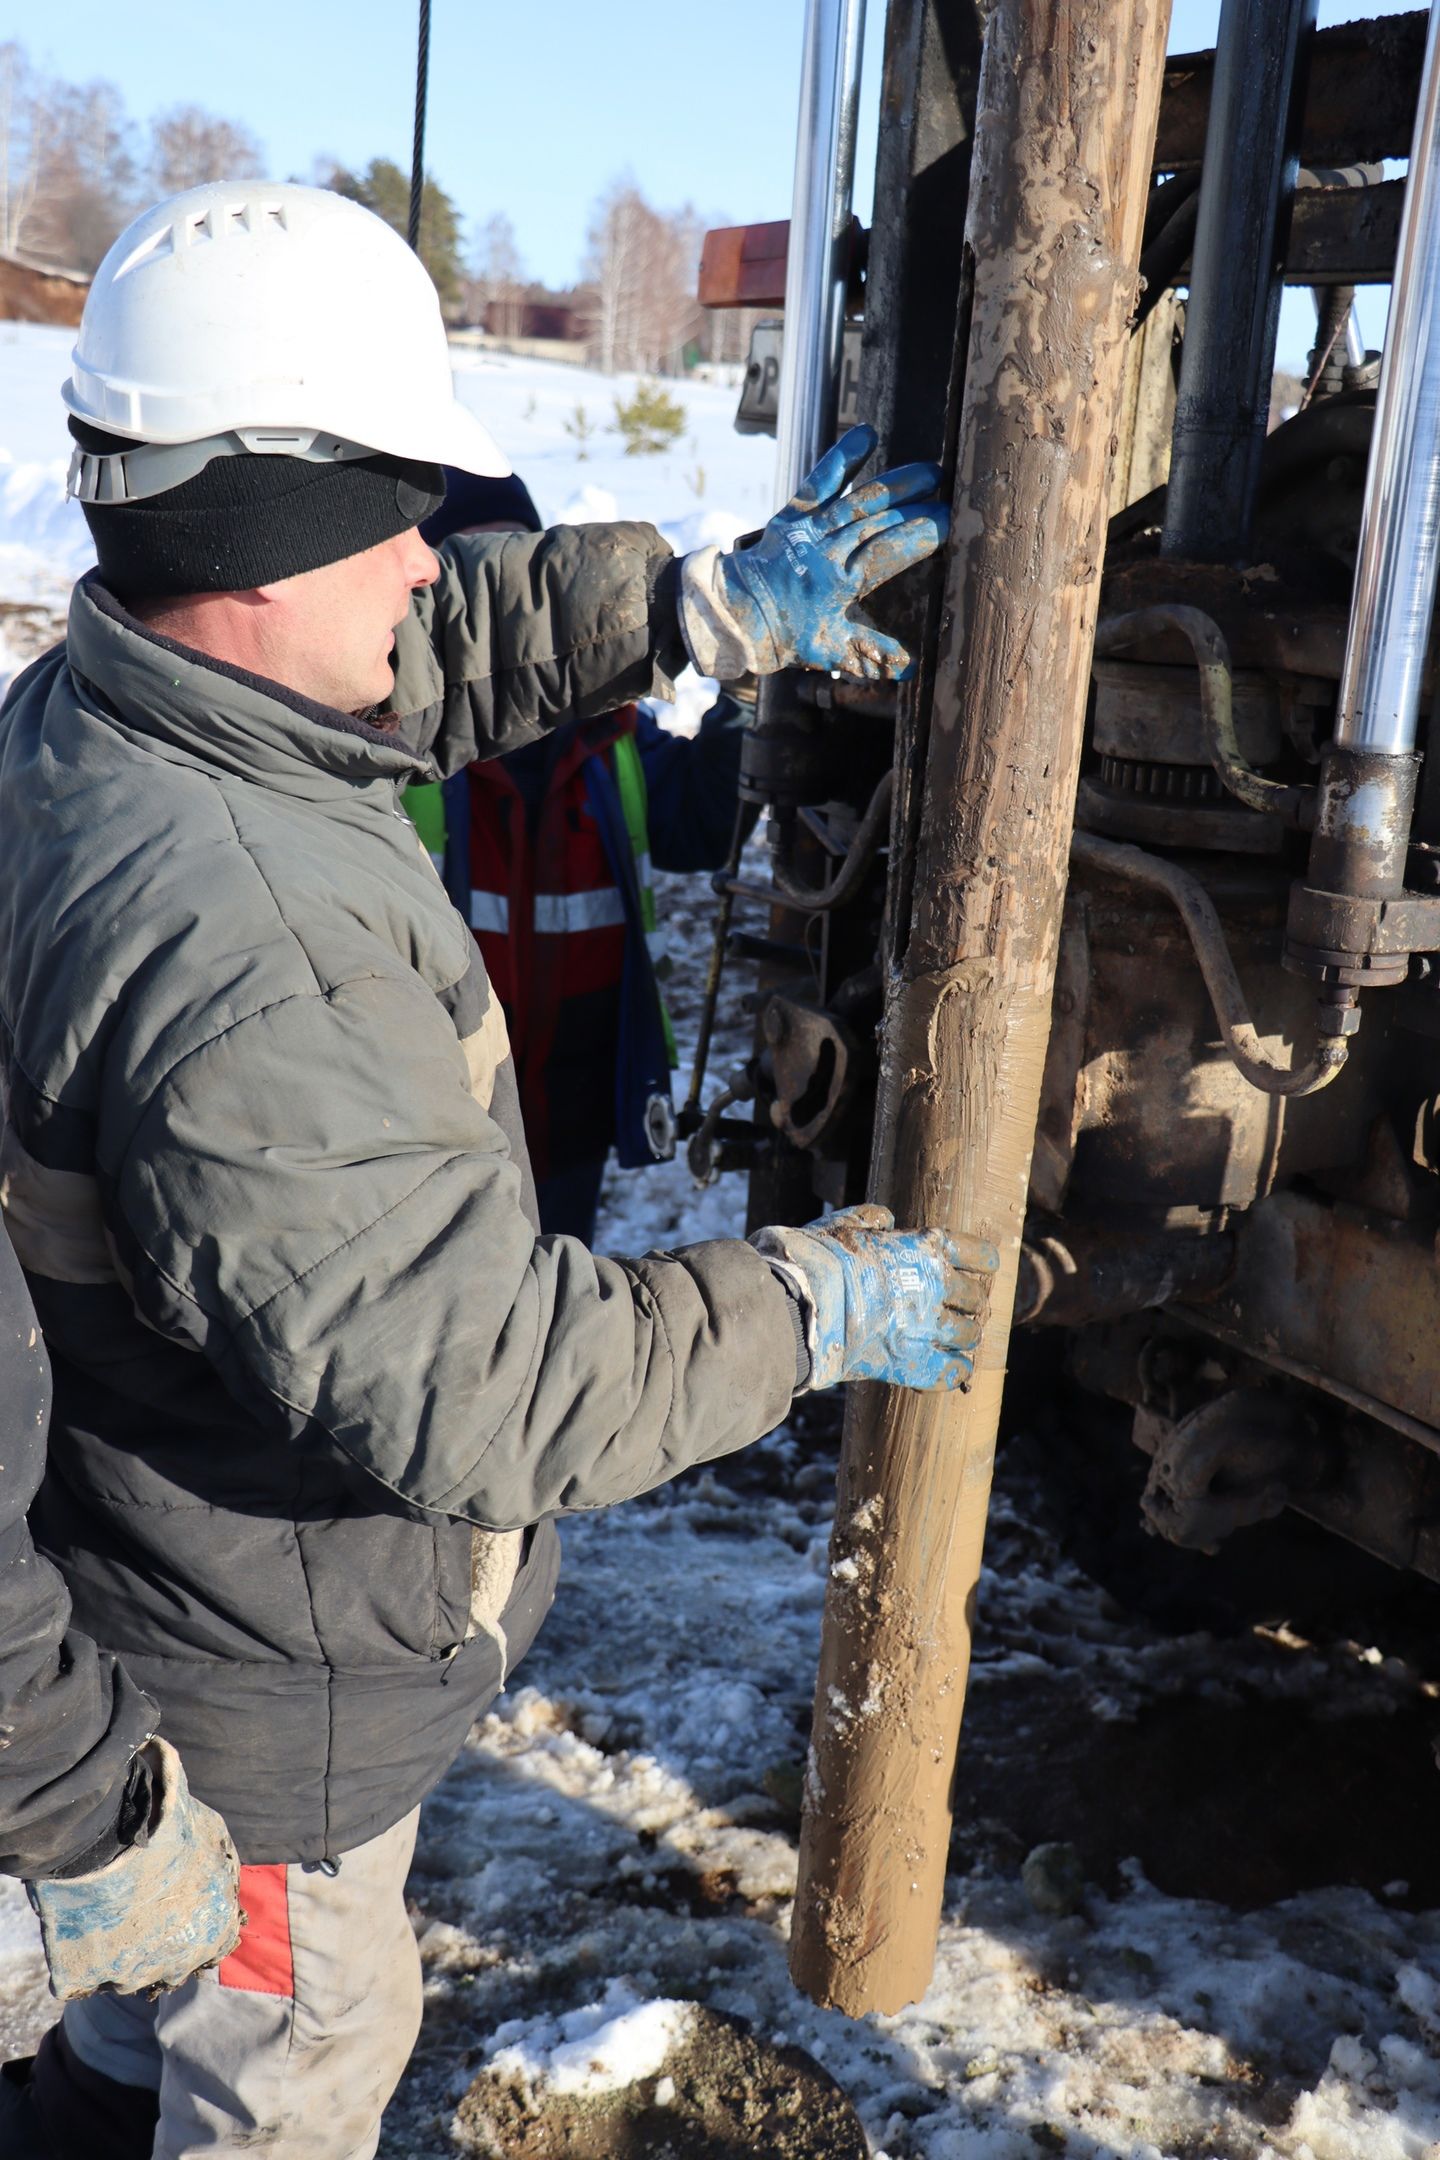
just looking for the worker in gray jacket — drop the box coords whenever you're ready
[0,182,995,2159]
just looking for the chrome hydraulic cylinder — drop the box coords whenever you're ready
[1288,0,1440,991]
[1334,0,1440,761]
[774,0,867,504]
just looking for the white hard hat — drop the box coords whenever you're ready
[65,182,508,503]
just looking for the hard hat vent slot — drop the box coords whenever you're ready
[65,180,509,480]
[114,225,174,280]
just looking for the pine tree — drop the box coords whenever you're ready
[326,156,463,316]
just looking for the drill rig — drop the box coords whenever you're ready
[688,0,1440,2012]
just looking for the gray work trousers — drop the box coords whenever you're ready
[60,1809,422,2159]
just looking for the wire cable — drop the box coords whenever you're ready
[407,0,432,255]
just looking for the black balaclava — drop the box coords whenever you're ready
[421,467,542,545]
[72,419,445,603]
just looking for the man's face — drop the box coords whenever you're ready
[258,526,441,713]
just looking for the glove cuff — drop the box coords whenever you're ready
[679,546,780,680]
[749,1226,844,1392]
[44,1748,156,1880]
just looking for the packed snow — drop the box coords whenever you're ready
[2,319,1439,2158]
[486,1985,695,2101]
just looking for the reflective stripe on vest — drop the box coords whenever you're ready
[470,890,510,933]
[614,740,659,948]
[535,887,626,933]
[630,849,667,964]
[469,889,626,934]
[461,724,676,1066]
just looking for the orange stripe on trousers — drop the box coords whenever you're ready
[218,1863,294,1997]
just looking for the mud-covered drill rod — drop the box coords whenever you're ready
[789,0,1175,2017]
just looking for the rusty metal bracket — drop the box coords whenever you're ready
[761,994,863,1152]
[1016,1218,1234,1328]
[1135,1390,1337,1552]
[1285,887,1440,965]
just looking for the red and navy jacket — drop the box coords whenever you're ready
[441,698,742,1180]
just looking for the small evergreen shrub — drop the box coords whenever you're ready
[612,380,687,456]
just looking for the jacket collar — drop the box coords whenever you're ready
[64,574,431,795]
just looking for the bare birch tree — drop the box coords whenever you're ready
[583,177,646,373]
[581,177,703,375]
[0,46,142,272]
[2,43,271,275]
[25,74,136,270]
[150,106,264,196]
[653,203,704,373]
[0,45,38,256]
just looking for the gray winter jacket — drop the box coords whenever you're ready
[0,527,800,1870]
[0,1221,157,1876]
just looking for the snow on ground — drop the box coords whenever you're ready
[387,1248,1440,2157]
[0,1878,53,2067]
[3,317,1440,2156]
[486,1985,696,2102]
[447,344,777,544]
[0,323,95,638]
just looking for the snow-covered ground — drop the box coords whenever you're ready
[3,320,1440,2158]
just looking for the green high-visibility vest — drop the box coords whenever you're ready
[610,732,678,1069]
[402,780,446,875]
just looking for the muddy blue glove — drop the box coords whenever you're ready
[679,423,948,681]
[752,1202,998,1393]
[29,1738,241,2000]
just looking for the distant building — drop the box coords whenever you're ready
[0,251,88,327]
[464,284,588,347]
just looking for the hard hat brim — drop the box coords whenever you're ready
[424,399,512,480]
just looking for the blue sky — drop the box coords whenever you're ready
[8,0,1413,359]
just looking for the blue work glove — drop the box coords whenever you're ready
[752,1202,999,1393]
[29,1739,242,2000]
[679,422,948,682]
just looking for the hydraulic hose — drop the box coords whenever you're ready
[767,770,893,911]
[1070,830,1349,1096]
[683,802,755,1124]
[1093,605,1314,828]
